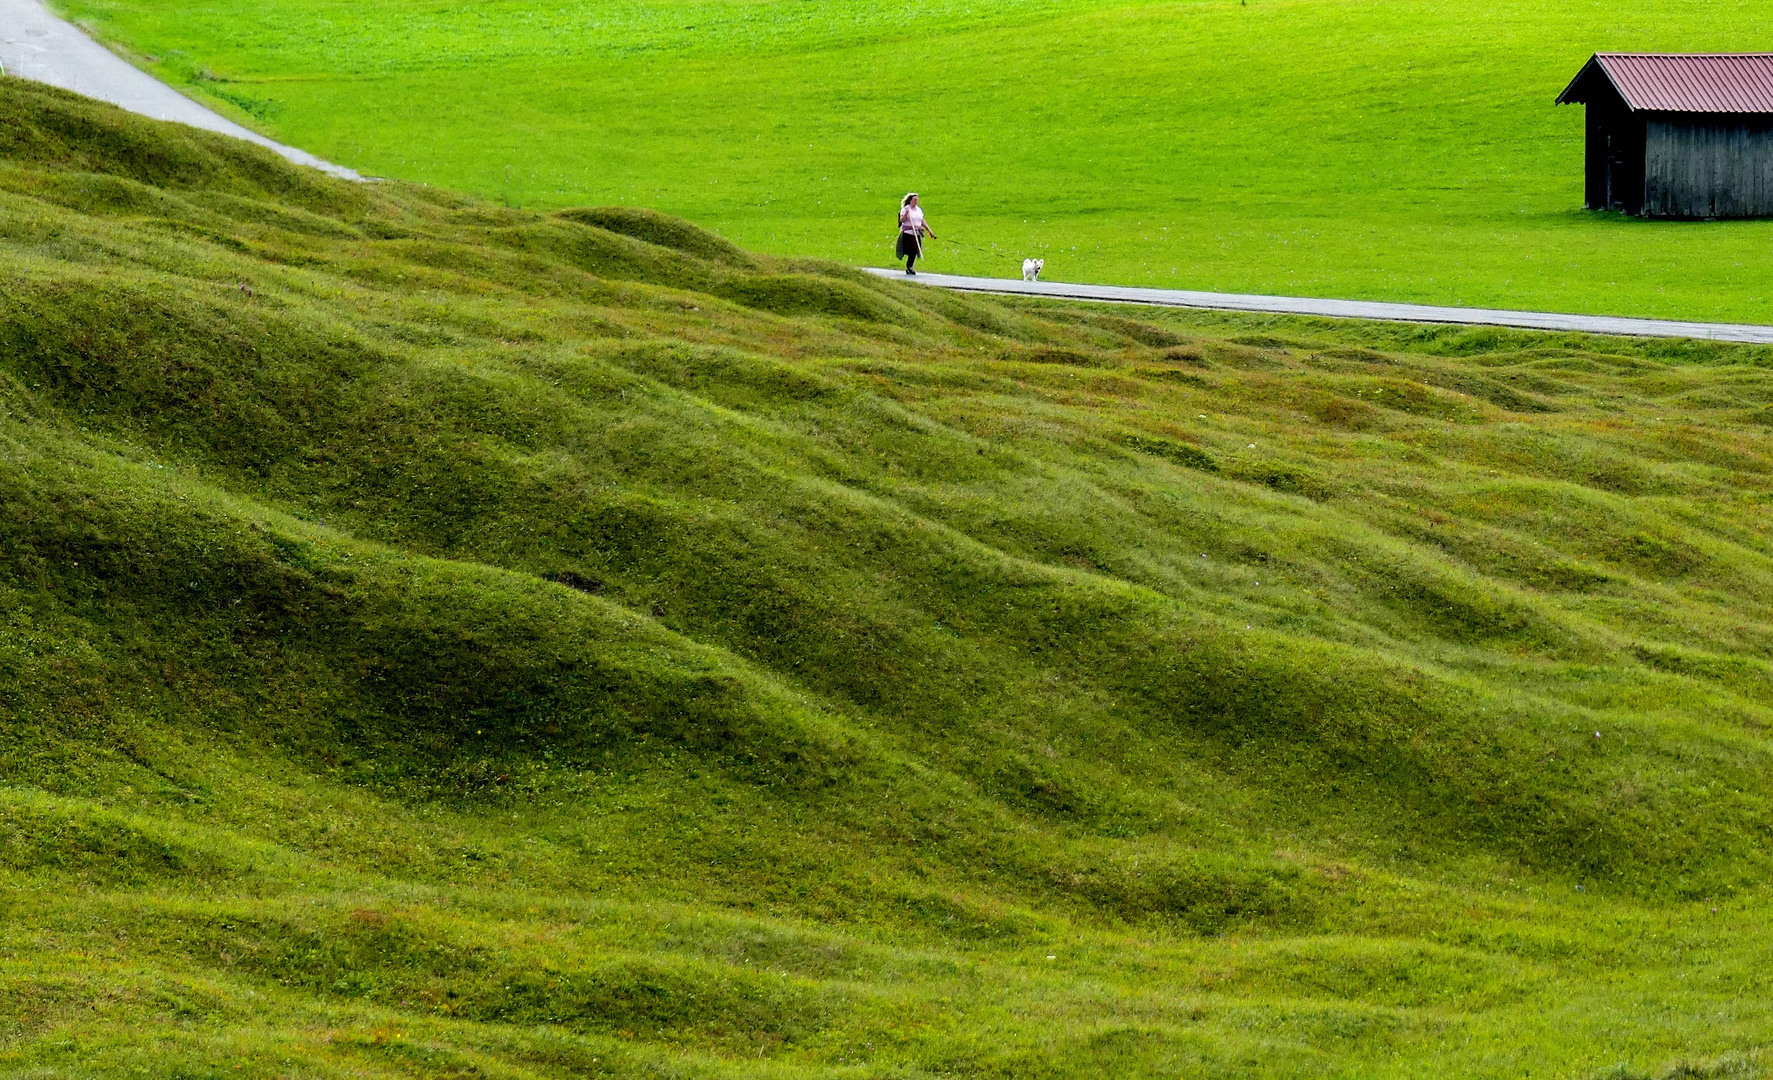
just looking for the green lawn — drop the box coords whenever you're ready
[9,76,1773,1078]
[47,0,1773,322]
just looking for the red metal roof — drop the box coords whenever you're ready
[1558,53,1773,113]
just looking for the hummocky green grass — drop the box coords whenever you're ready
[5,76,1773,1078]
[44,0,1773,323]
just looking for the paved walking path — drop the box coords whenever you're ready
[865,268,1773,345]
[0,0,360,179]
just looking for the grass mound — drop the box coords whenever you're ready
[557,206,757,267]
[4,78,1773,1077]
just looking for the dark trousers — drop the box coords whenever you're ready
[896,230,922,269]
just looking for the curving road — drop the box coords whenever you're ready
[865,269,1773,345]
[0,0,360,180]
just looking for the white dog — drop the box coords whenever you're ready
[1022,258,1044,282]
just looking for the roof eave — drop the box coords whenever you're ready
[1556,54,1633,109]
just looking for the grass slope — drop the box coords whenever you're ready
[43,0,1773,323]
[4,78,1773,1078]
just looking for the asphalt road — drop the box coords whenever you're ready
[865,268,1773,344]
[0,0,360,180]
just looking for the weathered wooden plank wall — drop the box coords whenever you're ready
[1644,118,1773,217]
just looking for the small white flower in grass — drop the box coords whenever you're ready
[1247,443,1256,449]
[1046,955,1056,960]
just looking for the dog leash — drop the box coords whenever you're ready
[919,236,1029,265]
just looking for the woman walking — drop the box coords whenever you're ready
[897,193,935,275]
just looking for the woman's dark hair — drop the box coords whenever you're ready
[902,192,918,207]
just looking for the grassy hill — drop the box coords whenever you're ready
[5,76,1773,1078]
[43,0,1773,323]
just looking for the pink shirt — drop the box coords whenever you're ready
[900,205,925,233]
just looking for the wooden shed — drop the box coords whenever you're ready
[1557,53,1773,218]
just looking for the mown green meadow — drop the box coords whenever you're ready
[6,78,1773,1077]
[46,0,1773,322]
